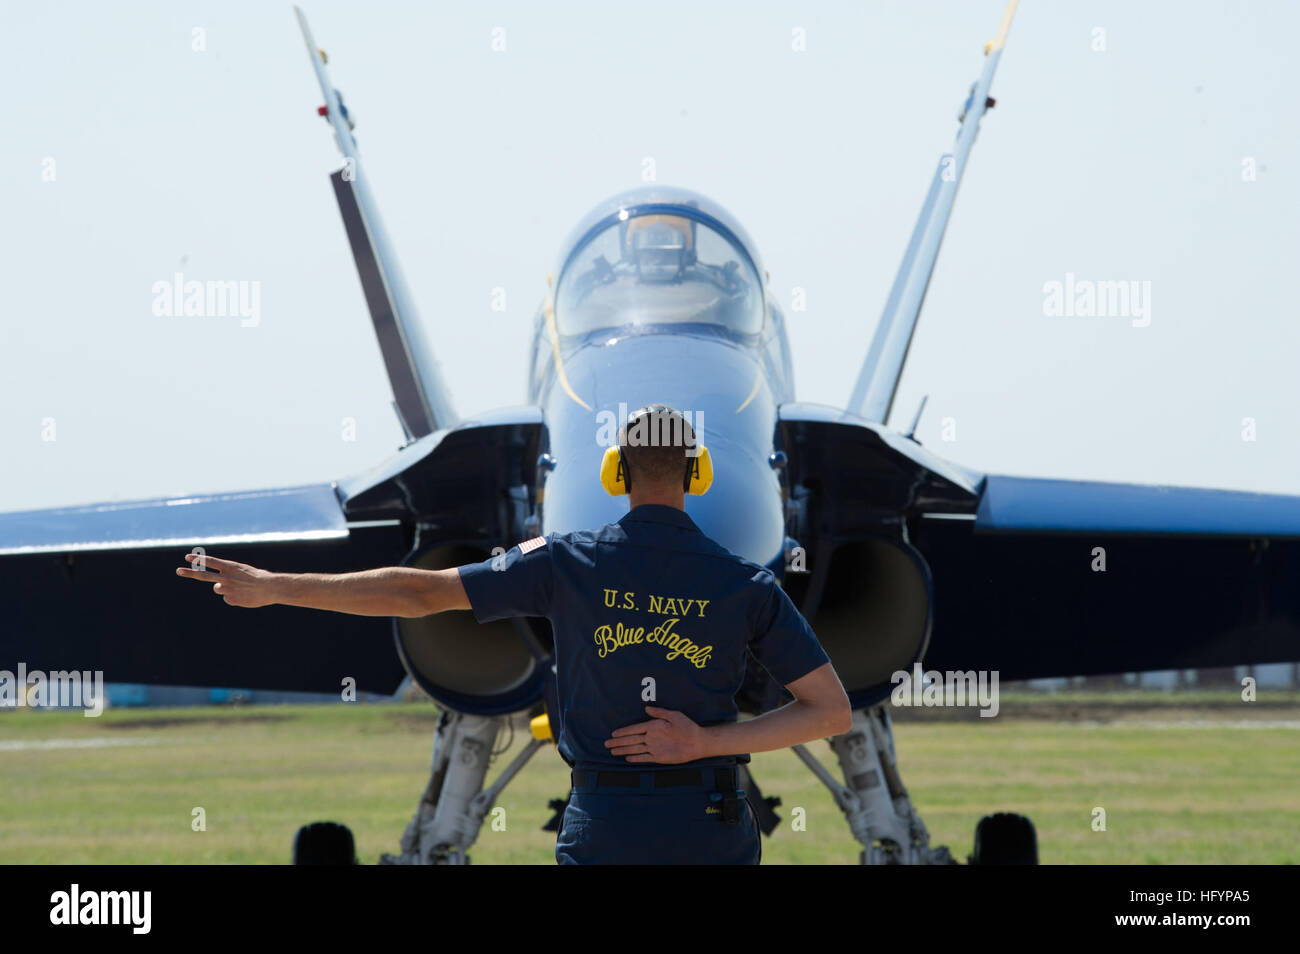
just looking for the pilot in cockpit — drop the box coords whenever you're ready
[553,209,763,338]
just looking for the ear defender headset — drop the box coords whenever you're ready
[599,404,713,496]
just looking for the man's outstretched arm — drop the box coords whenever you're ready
[175,553,470,618]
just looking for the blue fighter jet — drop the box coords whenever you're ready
[3,1,1297,864]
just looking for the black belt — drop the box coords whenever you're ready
[571,766,738,790]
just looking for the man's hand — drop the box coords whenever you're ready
[176,553,279,608]
[604,706,706,764]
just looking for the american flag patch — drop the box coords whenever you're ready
[517,536,547,554]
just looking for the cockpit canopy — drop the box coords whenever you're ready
[553,190,766,338]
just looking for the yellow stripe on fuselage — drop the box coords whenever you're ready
[544,295,593,411]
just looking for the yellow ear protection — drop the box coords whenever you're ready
[599,405,713,496]
[599,444,713,495]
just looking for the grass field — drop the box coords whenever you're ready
[3,691,1298,864]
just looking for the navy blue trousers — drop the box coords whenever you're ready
[555,784,761,865]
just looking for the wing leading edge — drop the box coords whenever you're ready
[0,483,347,557]
[975,474,1300,538]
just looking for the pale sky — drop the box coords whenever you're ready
[3,0,1297,515]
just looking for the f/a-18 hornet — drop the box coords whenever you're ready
[5,1,1298,863]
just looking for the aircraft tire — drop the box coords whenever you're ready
[292,820,359,864]
[969,812,1038,865]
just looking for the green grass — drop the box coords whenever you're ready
[2,697,1297,864]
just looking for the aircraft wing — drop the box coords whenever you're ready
[0,485,408,695]
[913,475,1300,681]
[1,528,411,696]
[778,404,1300,690]
[0,409,546,695]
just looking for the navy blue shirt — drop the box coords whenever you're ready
[456,504,830,770]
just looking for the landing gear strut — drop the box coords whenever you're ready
[380,709,545,865]
[794,704,955,864]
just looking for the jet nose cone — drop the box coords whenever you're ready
[540,334,784,567]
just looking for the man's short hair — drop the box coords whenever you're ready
[620,405,697,489]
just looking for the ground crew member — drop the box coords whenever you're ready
[176,404,851,865]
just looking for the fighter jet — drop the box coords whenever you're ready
[4,1,1299,864]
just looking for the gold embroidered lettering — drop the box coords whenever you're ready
[593,616,710,669]
[594,624,615,658]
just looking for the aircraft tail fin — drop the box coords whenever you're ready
[845,0,1019,425]
[294,6,456,440]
